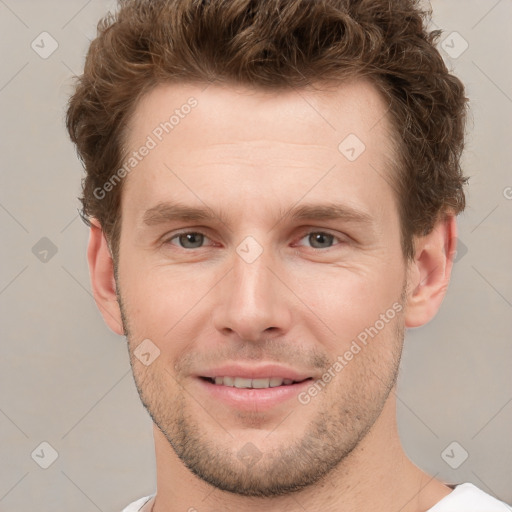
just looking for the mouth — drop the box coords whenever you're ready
[199,376,313,388]
[195,367,315,411]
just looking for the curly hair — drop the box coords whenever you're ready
[66,0,468,262]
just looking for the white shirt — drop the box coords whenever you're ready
[121,483,512,511]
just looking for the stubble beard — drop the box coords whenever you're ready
[116,279,405,497]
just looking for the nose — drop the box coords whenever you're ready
[212,241,292,342]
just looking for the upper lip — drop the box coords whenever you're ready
[198,363,313,381]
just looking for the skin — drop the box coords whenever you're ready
[88,79,458,511]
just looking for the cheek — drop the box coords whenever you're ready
[324,305,404,396]
[118,234,405,355]
[294,264,404,347]
[118,257,208,344]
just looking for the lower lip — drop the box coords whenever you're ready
[196,378,313,411]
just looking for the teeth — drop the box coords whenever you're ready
[269,377,284,387]
[234,377,252,388]
[252,378,271,388]
[208,376,300,388]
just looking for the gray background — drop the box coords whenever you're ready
[0,0,511,510]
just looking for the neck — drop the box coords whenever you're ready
[148,393,452,512]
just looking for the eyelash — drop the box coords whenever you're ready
[163,229,345,251]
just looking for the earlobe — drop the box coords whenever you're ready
[87,219,125,335]
[404,214,458,328]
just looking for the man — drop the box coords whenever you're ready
[66,0,511,511]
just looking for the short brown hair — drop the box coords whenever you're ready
[66,0,468,262]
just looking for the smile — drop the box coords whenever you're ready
[200,376,312,388]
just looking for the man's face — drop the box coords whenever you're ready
[115,80,409,496]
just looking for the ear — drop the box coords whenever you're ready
[87,219,125,335]
[404,214,458,328]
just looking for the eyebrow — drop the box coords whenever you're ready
[141,201,374,228]
[279,203,373,225]
[142,202,227,226]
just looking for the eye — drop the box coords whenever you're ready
[296,231,342,249]
[163,230,344,251]
[166,231,211,249]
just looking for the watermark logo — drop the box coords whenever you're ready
[31,441,59,469]
[31,31,58,59]
[237,442,263,468]
[441,441,468,469]
[236,236,264,264]
[441,31,469,59]
[134,338,161,366]
[338,133,366,162]
[32,237,58,263]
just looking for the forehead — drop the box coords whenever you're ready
[126,79,393,150]
[120,79,398,225]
